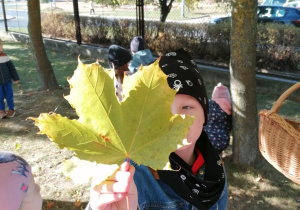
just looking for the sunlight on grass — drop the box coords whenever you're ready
[7,55,21,61]
[3,45,23,50]
[264,196,298,210]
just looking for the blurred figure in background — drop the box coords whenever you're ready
[89,0,95,16]
[0,39,19,119]
[107,44,132,101]
[129,36,154,74]
[204,83,232,155]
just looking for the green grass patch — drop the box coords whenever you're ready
[3,41,96,91]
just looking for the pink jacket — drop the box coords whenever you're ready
[0,151,42,210]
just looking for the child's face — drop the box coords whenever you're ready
[19,175,42,210]
[171,94,205,149]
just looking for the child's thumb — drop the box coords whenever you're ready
[120,161,130,172]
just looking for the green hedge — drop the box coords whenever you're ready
[41,13,300,72]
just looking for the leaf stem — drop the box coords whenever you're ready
[126,155,130,210]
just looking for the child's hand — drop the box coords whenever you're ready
[15,81,18,84]
[89,161,138,210]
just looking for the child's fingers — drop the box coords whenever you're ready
[97,166,135,193]
[89,163,138,210]
[120,160,130,171]
[106,163,135,183]
[97,193,124,203]
[89,189,126,209]
[95,180,129,194]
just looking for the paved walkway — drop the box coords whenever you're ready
[0,15,16,21]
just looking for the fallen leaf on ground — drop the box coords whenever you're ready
[74,200,81,207]
[255,176,262,182]
[15,142,21,150]
[46,201,54,209]
[257,200,264,204]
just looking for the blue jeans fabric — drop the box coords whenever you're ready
[0,82,14,110]
[133,161,228,210]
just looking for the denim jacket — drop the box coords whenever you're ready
[132,161,228,210]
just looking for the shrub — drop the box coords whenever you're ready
[257,23,300,72]
[40,13,300,72]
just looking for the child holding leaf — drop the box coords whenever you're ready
[30,48,227,209]
[86,49,228,210]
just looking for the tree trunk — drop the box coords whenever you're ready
[230,0,260,164]
[28,0,59,90]
[73,0,82,45]
[159,0,174,22]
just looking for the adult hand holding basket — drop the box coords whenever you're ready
[259,82,300,185]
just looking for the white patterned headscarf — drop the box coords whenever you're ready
[159,48,209,124]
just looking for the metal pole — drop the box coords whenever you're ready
[136,0,138,36]
[72,0,82,45]
[141,0,144,38]
[1,0,8,32]
[136,0,144,38]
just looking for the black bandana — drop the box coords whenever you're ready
[159,48,209,124]
[157,131,225,209]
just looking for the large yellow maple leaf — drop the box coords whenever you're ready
[31,59,193,171]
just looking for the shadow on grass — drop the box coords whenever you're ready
[224,155,300,210]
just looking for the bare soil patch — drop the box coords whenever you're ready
[0,88,90,210]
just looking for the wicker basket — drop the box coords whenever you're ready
[258,82,300,185]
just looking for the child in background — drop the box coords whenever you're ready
[204,83,232,155]
[0,151,42,210]
[107,44,132,101]
[86,49,228,210]
[128,36,153,74]
[0,39,19,119]
[89,0,95,15]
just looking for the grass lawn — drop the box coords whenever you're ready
[0,39,299,210]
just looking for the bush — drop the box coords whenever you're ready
[257,23,300,72]
[40,13,300,72]
[41,13,75,40]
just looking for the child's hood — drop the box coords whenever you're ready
[159,48,209,124]
[211,83,232,115]
[212,83,231,102]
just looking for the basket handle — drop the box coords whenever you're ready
[268,82,300,115]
